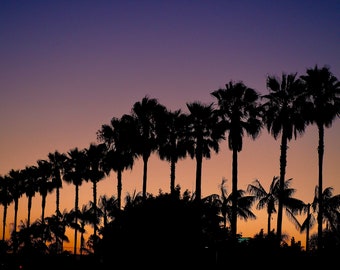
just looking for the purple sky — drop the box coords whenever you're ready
[1,0,339,248]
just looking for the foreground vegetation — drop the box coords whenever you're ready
[0,188,339,269]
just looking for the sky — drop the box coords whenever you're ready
[1,0,339,252]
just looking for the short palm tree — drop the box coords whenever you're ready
[261,72,307,245]
[248,176,305,237]
[211,81,262,240]
[300,65,340,250]
[247,176,279,235]
[207,178,256,230]
[312,186,340,235]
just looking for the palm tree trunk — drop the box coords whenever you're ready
[267,213,271,235]
[277,133,288,246]
[170,160,176,195]
[231,149,238,240]
[306,203,311,252]
[74,184,79,256]
[41,195,46,224]
[2,205,7,240]
[117,170,122,209]
[195,152,203,201]
[142,155,148,200]
[317,123,324,251]
[27,196,32,227]
[56,186,60,215]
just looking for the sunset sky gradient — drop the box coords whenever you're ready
[1,0,339,251]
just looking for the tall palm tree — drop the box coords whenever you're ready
[300,65,340,250]
[22,165,39,227]
[36,159,53,224]
[8,169,24,234]
[7,169,24,253]
[261,72,307,246]
[48,150,67,216]
[63,147,87,256]
[131,95,167,200]
[157,109,188,195]
[97,114,137,209]
[0,175,13,240]
[186,101,225,202]
[211,81,262,240]
[84,142,106,247]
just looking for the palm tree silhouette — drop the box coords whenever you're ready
[131,95,167,200]
[261,72,307,246]
[97,114,137,209]
[22,165,38,227]
[217,178,256,229]
[211,81,262,240]
[36,159,53,224]
[84,142,106,252]
[0,175,13,240]
[248,176,305,237]
[48,150,67,216]
[44,209,71,254]
[185,101,225,201]
[312,186,340,235]
[63,147,87,256]
[247,176,279,235]
[157,109,188,195]
[300,65,340,251]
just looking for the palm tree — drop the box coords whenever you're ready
[186,101,225,202]
[36,159,53,224]
[312,186,340,235]
[211,81,262,240]
[63,147,87,256]
[22,165,39,227]
[77,204,93,256]
[131,95,167,200]
[44,210,70,254]
[157,109,188,195]
[300,65,340,251]
[48,150,67,216]
[206,178,256,231]
[261,72,307,246]
[8,169,24,234]
[0,175,13,240]
[247,176,305,236]
[296,202,315,252]
[7,169,24,253]
[97,114,137,209]
[98,194,119,229]
[84,142,106,248]
[247,176,279,235]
